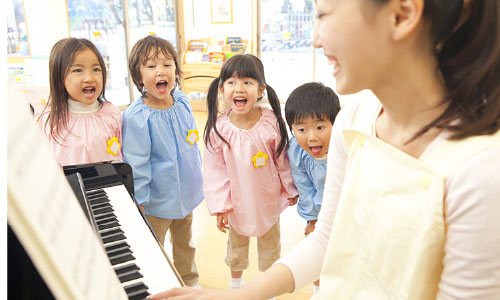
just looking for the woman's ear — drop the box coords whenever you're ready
[390,0,424,41]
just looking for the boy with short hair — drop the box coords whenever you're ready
[284,82,340,297]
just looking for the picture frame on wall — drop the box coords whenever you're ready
[210,0,233,24]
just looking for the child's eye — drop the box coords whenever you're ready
[93,67,101,72]
[317,126,324,130]
[147,65,155,69]
[297,128,305,133]
[226,81,235,85]
[244,81,252,85]
[165,64,172,67]
[72,68,82,73]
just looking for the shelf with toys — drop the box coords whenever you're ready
[182,36,250,111]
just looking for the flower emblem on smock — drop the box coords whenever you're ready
[186,129,199,145]
[252,151,268,168]
[107,137,121,156]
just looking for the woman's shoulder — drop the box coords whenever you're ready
[334,93,380,134]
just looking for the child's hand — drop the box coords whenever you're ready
[217,212,230,233]
[304,220,317,236]
[288,195,298,206]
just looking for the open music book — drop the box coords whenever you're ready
[7,76,128,300]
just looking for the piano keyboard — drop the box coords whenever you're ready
[86,185,182,299]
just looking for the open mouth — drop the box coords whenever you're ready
[234,97,247,108]
[309,146,323,156]
[156,80,168,93]
[83,87,96,95]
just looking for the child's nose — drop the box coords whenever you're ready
[235,82,245,91]
[83,70,95,82]
[157,67,167,75]
[308,131,319,141]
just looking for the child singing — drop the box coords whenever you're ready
[38,38,122,165]
[203,54,298,291]
[122,35,203,288]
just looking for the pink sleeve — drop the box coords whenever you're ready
[438,145,500,299]
[115,110,123,159]
[203,132,233,216]
[275,148,298,199]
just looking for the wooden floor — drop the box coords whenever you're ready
[163,111,313,299]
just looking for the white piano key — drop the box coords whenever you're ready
[101,185,182,295]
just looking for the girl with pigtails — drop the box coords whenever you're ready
[202,54,298,292]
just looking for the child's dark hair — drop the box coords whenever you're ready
[128,35,182,98]
[285,82,340,132]
[204,54,289,157]
[373,0,500,140]
[42,38,107,142]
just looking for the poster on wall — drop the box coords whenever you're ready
[7,0,30,57]
[210,0,233,24]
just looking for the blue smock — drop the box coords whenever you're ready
[287,136,327,221]
[122,89,203,219]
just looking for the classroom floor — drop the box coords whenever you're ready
[163,111,314,299]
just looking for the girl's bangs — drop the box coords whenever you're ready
[221,57,261,82]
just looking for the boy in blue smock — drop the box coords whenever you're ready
[284,82,340,297]
[122,35,203,287]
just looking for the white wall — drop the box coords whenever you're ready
[183,0,253,43]
[8,0,69,114]
[24,0,70,58]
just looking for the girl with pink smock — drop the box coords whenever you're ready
[202,54,298,290]
[38,38,122,166]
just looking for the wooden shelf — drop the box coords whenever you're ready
[181,38,251,97]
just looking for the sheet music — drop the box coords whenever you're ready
[7,76,128,300]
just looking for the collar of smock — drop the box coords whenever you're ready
[316,154,328,161]
[68,98,101,114]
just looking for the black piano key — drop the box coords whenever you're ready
[98,221,120,231]
[87,189,105,196]
[109,252,135,265]
[101,228,126,244]
[95,211,115,219]
[91,202,112,211]
[113,263,144,283]
[108,244,131,254]
[117,269,143,283]
[87,193,107,201]
[105,241,130,253]
[92,204,114,215]
[88,196,110,205]
[87,191,108,199]
[102,232,126,244]
[114,263,140,275]
[124,282,149,300]
[128,291,150,300]
[101,227,123,236]
[95,214,117,225]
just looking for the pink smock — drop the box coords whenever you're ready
[38,101,123,166]
[203,106,298,237]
